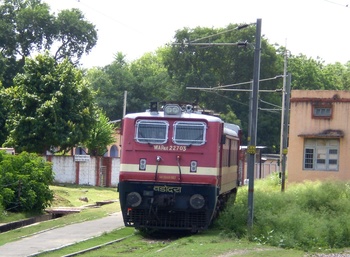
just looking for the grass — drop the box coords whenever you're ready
[217,174,350,254]
[37,227,136,257]
[0,184,120,246]
[35,227,306,257]
[50,184,119,207]
[3,178,350,256]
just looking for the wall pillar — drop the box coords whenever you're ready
[95,157,100,186]
[75,161,80,184]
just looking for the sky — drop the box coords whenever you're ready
[43,0,350,68]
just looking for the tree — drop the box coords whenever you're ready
[321,62,350,90]
[86,67,121,121]
[343,61,350,90]
[287,54,350,91]
[0,83,9,144]
[163,24,284,149]
[0,0,97,87]
[288,54,327,90]
[4,53,97,154]
[53,8,97,63]
[0,151,54,213]
[220,105,241,126]
[129,49,177,107]
[84,109,116,156]
[0,0,53,87]
[87,49,182,122]
[87,52,137,120]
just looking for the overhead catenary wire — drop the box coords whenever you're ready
[323,0,349,7]
[190,23,255,43]
[75,0,142,34]
[186,75,284,92]
[200,89,250,107]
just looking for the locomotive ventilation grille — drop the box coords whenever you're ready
[126,209,208,230]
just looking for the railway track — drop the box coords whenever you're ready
[36,228,185,256]
[61,235,133,257]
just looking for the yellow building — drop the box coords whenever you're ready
[288,90,350,183]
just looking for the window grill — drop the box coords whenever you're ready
[313,106,332,118]
[135,120,168,144]
[303,139,339,171]
[173,121,207,146]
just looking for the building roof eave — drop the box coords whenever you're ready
[298,129,344,138]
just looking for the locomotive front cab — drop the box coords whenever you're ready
[119,103,239,231]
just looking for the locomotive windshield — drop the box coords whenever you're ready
[173,121,207,146]
[135,120,168,144]
[134,120,207,146]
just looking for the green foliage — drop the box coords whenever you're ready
[288,54,350,90]
[288,55,327,90]
[86,24,350,153]
[53,8,97,63]
[220,105,241,127]
[0,0,97,147]
[83,109,116,156]
[0,0,53,58]
[0,83,9,144]
[3,53,97,154]
[0,151,54,213]
[129,50,177,105]
[86,53,137,120]
[0,0,97,87]
[87,50,176,120]
[0,14,349,156]
[162,24,284,150]
[217,177,350,251]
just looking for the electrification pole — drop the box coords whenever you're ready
[281,72,291,191]
[123,91,127,117]
[279,50,288,173]
[247,18,262,230]
[173,19,263,230]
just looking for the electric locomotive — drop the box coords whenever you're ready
[118,102,241,231]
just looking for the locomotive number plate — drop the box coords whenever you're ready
[153,145,187,151]
[153,185,182,193]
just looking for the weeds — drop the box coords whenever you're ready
[217,175,350,252]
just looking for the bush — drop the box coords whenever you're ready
[217,175,350,251]
[0,151,54,213]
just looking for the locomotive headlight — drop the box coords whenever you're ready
[164,104,181,116]
[189,194,205,209]
[190,160,197,173]
[139,158,146,170]
[126,192,142,207]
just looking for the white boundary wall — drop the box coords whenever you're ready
[51,156,76,184]
[111,158,120,187]
[49,156,120,187]
[77,158,96,186]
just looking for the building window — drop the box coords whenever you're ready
[303,139,339,171]
[304,148,314,169]
[313,106,332,118]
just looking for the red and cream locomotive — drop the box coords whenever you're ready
[118,102,241,231]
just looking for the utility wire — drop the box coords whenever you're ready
[260,99,282,109]
[202,89,249,107]
[323,0,349,7]
[76,0,143,34]
[191,25,251,43]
